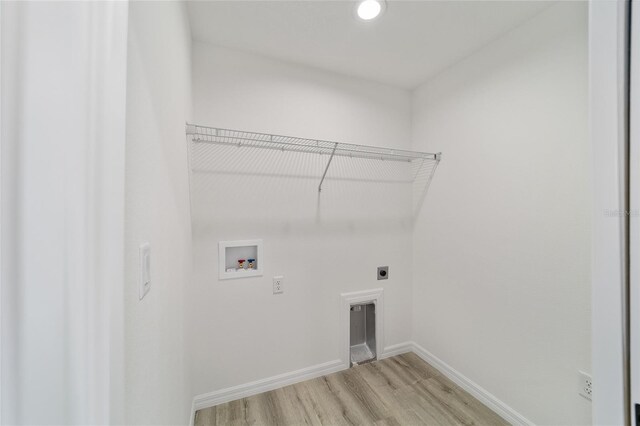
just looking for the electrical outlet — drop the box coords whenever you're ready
[273,275,284,294]
[579,371,592,400]
[377,266,388,280]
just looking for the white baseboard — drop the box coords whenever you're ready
[410,342,534,426]
[380,341,413,359]
[190,342,532,426]
[192,359,345,413]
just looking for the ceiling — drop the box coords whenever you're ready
[187,1,554,89]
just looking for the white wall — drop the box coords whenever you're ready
[189,43,414,397]
[125,2,193,424]
[411,3,590,424]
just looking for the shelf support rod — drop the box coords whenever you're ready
[318,143,338,192]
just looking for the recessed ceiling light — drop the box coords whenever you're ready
[356,0,384,21]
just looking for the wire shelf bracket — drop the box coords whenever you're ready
[318,143,338,192]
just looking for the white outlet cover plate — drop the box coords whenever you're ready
[273,275,283,294]
[139,243,151,300]
[578,370,592,400]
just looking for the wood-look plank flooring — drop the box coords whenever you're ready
[194,353,508,426]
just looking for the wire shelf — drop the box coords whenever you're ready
[186,123,441,199]
[187,124,439,162]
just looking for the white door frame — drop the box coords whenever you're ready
[0,2,3,421]
[590,1,631,424]
[84,2,129,422]
[630,0,640,423]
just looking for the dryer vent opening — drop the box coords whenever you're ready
[350,303,376,366]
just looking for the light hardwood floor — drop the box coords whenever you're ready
[194,353,508,425]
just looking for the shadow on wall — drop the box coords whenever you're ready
[188,137,439,234]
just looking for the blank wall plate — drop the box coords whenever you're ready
[139,243,151,300]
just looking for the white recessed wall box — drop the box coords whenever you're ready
[218,239,264,280]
